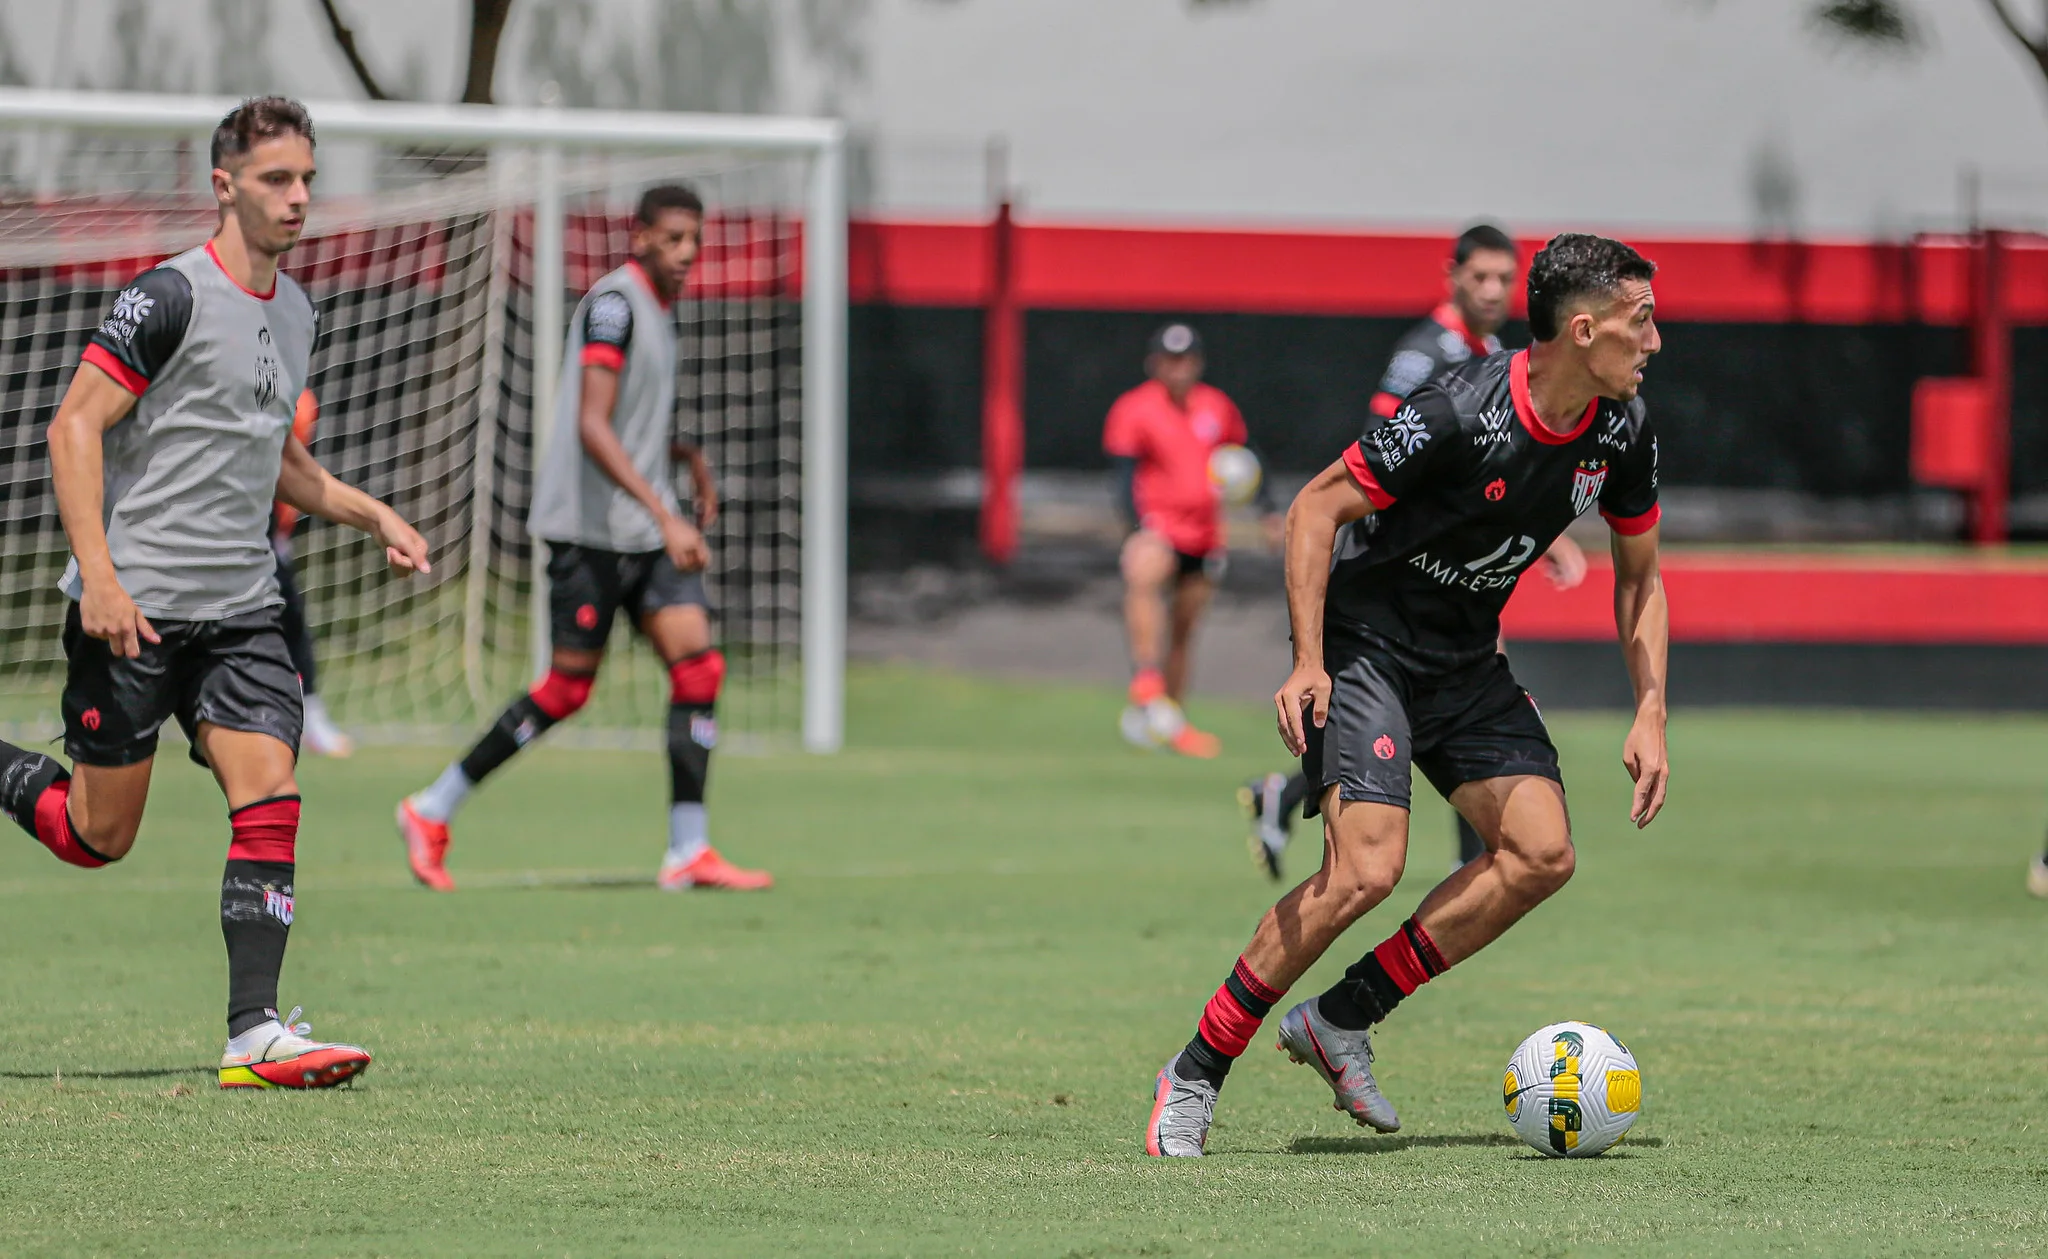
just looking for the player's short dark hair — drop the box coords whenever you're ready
[210,97,314,171]
[637,184,704,226]
[1452,223,1516,267]
[1525,233,1657,342]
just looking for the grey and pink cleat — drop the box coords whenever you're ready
[1275,998,1401,1132]
[1143,1053,1219,1157]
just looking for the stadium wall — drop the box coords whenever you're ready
[847,219,2048,501]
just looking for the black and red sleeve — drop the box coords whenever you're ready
[579,289,633,372]
[81,267,193,396]
[1599,408,1661,536]
[1342,385,1461,510]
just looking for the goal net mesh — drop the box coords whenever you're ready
[0,130,807,751]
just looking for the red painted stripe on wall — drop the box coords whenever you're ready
[846,217,2048,324]
[1499,554,2048,644]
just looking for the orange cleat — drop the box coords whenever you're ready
[659,846,774,891]
[1170,724,1222,759]
[218,1008,372,1090]
[395,798,455,892]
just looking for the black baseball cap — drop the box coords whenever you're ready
[1148,323,1203,358]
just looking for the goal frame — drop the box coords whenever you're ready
[0,87,847,753]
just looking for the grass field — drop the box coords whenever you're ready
[3,664,2047,1257]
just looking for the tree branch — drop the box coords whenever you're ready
[312,0,391,101]
[459,0,514,105]
[1983,0,2048,81]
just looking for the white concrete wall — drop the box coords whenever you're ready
[3,0,2044,233]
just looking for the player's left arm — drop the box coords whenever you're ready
[274,436,430,577]
[1603,414,1667,828]
[670,439,719,527]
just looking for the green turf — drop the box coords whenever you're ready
[2,665,2047,1257]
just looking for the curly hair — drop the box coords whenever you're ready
[1525,234,1656,342]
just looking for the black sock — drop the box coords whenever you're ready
[667,701,714,807]
[0,739,66,840]
[1456,815,1485,866]
[1279,771,1310,821]
[1174,1033,1234,1086]
[221,859,293,1037]
[1317,955,1408,1032]
[458,695,558,785]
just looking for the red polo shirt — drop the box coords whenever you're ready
[1102,380,1247,556]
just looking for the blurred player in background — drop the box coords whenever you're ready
[1242,225,1588,878]
[1147,234,1669,1157]
[1106,323,1280,758]
[272,387,354,757]
[396,185,771,893]
[0,98,431,1088]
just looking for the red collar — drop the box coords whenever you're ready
[1509,351,1597,445]
[1432,302,1492,359]
[206,239,276,300]
[627,258,674,310]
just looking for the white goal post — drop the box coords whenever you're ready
[0,87,846,754]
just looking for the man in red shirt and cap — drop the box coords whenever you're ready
[1105,323,1277,757]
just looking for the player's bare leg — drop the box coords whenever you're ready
[64,759,154,861]
[645,604,769,891]
[1118,531,1177,749]
[399,642,604,890]
[1147,792,1409,1154]
[1162,571,1220,757]
[1409,775,1575,964]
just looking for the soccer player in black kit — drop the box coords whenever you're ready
[1146,234,1671,1157]
[1242,224,1587,879]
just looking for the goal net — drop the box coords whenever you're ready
[0,98,843,753]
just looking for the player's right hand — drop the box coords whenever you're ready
[662,515,710,573]
[80,579,160,659]
[1275,664,1332,756]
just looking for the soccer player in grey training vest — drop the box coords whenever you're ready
[0,98,432,1089]
[397,186,772,893]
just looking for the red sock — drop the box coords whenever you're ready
[227,796,300,863]
[1129,668,1166,706]
[32,779,110,869]
[1370,917,1448,997]
[1195,955,1285,1058]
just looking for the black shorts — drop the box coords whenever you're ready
[1301,629,1560,815]
[1174,548,1227,583]
[61,603,303,768]
[547,543,710,652]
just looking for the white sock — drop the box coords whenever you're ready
[666,803,708,866]
[411,763,474,823]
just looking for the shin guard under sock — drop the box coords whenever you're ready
[1175,956,1285,1087]
[0,741,110,868]
[222,796,299,1037]
[1316,917,1448,1031]
[457,669,594,785]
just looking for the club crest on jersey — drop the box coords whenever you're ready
[1571,459,1609,516]
[254,326,279,410]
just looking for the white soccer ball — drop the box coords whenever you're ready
[1502,1021,1641,1157]
[1208,443,1262,507]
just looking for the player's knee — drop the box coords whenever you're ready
[1120,532,1173,587]
[668,650,725,705]
[528,668,595,721]
[1506,835,1576,900]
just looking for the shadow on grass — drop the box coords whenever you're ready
[1283,1132,1664,1155]
[0,1065,213,1081]
[463,871,655,892]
